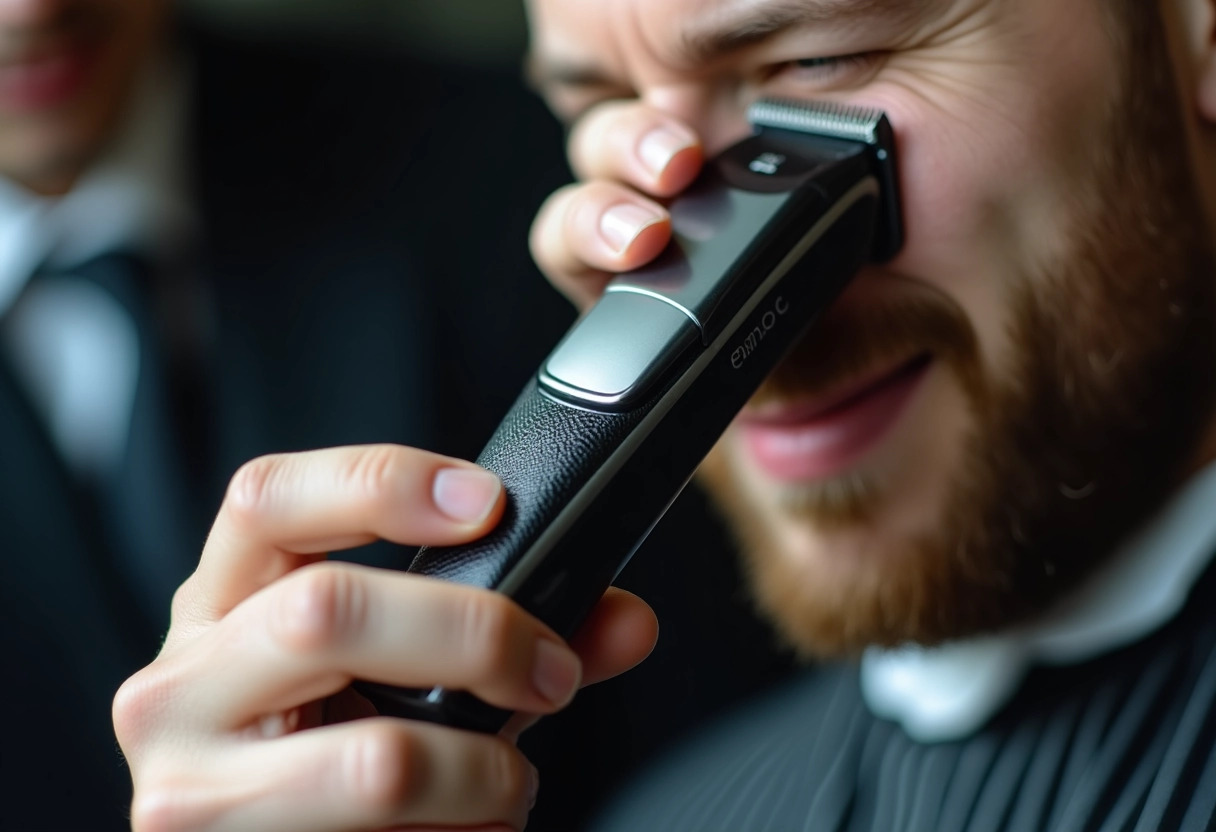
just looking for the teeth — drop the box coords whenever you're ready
[763,426,844,455]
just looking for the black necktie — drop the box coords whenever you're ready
[29,252,208,631]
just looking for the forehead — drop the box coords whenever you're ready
[529,0,942,70]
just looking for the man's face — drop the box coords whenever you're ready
[0,0,167,194]
[528,0,1216,654]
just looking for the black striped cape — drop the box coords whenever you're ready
[591,561,1216,832]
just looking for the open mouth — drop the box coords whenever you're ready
[736,353,933,482]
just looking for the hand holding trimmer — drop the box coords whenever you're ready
[357,98,903,732]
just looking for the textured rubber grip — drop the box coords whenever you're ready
[409,382,651,590]
[355,383,654,732]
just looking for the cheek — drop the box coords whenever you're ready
[871,1,1115,268]
[863,78,1046,285]
[854,88,1038,374]
[850,19,1119,371]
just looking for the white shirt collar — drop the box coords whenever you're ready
[0,53,192,315]
[861,460,1216,742]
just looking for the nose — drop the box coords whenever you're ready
[641,83,753,157]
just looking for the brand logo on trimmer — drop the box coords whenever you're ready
[731,295,790,369]
[748,152,786,175]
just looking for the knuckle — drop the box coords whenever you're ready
[570,100,629,151]
[164,577,219,647]
[129,779,213,832]
[129,788,175,832]
[338,445,404,513]
[531,186,578,245]
[167,577,196,626]
[528,220,551,270]
[129,786,183,832]
[543,182,582,212]
[271,564,367,654]
[224,454,286,531]
[484,739,528,804]
[112,666,173,751]
[343,722,421,812]
[458,592,521,681]
[531,186,588,278]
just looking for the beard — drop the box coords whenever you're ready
[698,16,1216,659]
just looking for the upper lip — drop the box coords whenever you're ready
[739,353,932,426]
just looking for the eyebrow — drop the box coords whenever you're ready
[680,0,925,65]
[528,0,926,96]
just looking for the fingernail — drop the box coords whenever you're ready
[432,468,502,524]
[599,203,662,254]
[637,124,696,177]
[531,639,581,707]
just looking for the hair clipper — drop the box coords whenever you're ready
[356,99,903,732]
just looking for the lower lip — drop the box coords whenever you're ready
[738,357,931,482]
[0,47,96,113]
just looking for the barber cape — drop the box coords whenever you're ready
[591,464,1216,832]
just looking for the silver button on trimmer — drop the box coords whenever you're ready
[540,291,699,410]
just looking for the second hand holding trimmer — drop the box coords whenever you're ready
[357,98,903,731]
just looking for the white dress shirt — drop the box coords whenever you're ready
[862,461,1216,742]
[0,60,191,480]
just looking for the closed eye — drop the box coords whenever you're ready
[768,52,880,86]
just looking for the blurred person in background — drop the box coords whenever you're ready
[0,0,588,828]
[111,0,1216,831]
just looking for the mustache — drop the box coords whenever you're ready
[750,281,982,409]
[0,3,118,62]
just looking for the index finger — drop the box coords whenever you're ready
[174,445,505,632]
[568,100,704,198]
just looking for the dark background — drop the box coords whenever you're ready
[188,0,530,65]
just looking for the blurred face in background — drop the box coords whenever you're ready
[528,0,1216,655]
[0,0,168,194]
